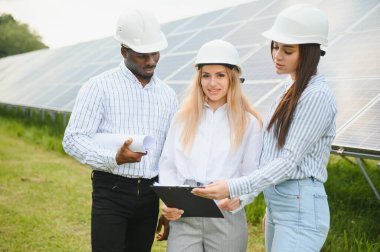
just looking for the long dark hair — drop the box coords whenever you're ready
[267,41,321,148]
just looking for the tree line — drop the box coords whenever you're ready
[0,13,48,58]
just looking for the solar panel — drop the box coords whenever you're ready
[173,23,238,52]
[0,0,379,156]
[156,53,196,80]
[224,17,275,46]
[28,85,73,107]
[161,17,192,35]
[318,0,379,37]
[320,30,380,78]
[328,79,380,130]
[212,0,270,25]
[352,6,380,32]
[169,60,196,81]
[0,51,40,85]
[167,84,189,99]
[243,81,283,115]
[176,9,228,32]
[242,46,279,80]
[91,43,120,63]
[163,32,194,54]
[45,85,82,109]
[256,0,319,18]
[334,97,380,151]
[63,64,100,83]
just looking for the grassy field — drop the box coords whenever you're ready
[0,115,379,251]
[0,118,265,252]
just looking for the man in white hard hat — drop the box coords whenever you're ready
[63,9,178,252]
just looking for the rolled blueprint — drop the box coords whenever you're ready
[93,133,155,153]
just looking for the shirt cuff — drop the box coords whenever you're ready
[228,177,241,198]
[229,194,249,214]
[102,149,119,171]
[227,176,251,199]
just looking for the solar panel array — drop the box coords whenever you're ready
[0,0,379,154]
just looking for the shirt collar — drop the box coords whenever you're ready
[283,73,324,90]
[204,102,228,112]
[284,75,293,90]
[118,61,157,88]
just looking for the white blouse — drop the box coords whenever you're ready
[159,103,263,212]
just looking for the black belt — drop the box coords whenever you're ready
[92,170,158,184]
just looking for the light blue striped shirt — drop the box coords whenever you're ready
[228,74,337,198]
[62,61,178,178]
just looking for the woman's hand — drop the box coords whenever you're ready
[156,215,170,241]
[217,197,240,211]
[191,180,230,200]
[161,203,184,221]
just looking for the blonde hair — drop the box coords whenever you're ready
[176,66,262,152]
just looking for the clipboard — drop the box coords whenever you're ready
[151,185,224,218]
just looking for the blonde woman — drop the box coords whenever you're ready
[158,40,263,252]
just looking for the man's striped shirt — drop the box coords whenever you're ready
[62,61,178,178]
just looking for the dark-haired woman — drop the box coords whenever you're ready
[193,4,337,252]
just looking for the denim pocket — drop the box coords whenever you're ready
[314,194,330,234]
[273,181,300,199]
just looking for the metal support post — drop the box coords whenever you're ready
[355,157,380,201]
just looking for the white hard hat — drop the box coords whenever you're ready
[262,4,329,46]
[114,9,168,53]
[194,40,242,72]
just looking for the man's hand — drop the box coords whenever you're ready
[115,138,146,165]
[191,180,230,200]
[156,215,170,241]
[217,197,240,211]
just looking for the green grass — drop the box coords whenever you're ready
[323,156,380,251]
[0,127,91,251]
[0,114,379,251]
[0,105,67,154]
[0,118,265,252]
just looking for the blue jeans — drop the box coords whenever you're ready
[263,178,330,252]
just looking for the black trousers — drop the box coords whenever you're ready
[91,171,159,252]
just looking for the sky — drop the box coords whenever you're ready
[0,0,252,49]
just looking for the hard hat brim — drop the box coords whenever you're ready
[262,29,328,47]
[193,62,242,73]
[114,32,168,53]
